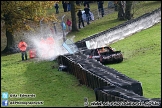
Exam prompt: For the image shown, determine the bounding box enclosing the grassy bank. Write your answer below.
[1,55,95,107]
[108,22,161,98]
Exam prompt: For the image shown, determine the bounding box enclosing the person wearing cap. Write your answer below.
[18,39,28,61]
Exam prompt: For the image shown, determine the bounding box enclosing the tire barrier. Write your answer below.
[57,53,160,106]
[94,86,161,107]
[94,86,128,102]
[57,53,148,100]
[77,53,143,96]
[75,8,161,49]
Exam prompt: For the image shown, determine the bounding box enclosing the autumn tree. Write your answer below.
[1,1,57,53]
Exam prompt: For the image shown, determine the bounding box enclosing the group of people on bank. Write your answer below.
[77,1,104,29]
[54,1,105,29]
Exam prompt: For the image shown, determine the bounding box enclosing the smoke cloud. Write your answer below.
[25,26,68,61]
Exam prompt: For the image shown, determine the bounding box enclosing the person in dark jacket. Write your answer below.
[67,1,71,11]
[63,1,68,12]
[84,5,90,25]
[18,40,28,61]
[97,1,104,17]
[77,9,85,29]
[54,2,59,14]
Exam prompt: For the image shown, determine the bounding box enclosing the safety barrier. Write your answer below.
[57,52,161,106]
[94,85,151,102]
[75,8,161,49]
[57,52,146,98]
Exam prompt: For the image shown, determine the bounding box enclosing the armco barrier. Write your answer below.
[75,8,161,49]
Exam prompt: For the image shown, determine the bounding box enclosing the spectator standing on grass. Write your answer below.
[66,19,72,32]
[84,5,90,25]
[77,9,85,29]
[63,1,68,12]
[97,1,104,17]
[54,2,59,14]
[67,1,71,11]
[18,39,28,61]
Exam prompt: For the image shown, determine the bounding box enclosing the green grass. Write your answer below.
[1,54,95,107]
[1,1,161,107]
[107,22,161,98]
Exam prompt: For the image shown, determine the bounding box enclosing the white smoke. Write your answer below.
[25,26,68,61]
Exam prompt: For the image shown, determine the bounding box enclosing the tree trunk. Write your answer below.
[2,13,16,54]
[117,1,125,20]
[2,28,15,53]
[125,1,133,20]
[70,1,79,32]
